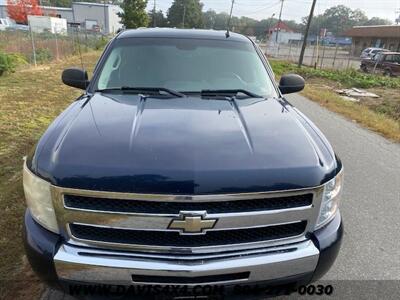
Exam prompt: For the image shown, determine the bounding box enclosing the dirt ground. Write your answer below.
[305,78,400,122]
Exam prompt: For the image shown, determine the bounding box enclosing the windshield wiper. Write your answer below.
[200,89,263,99]
[95,87,185,98]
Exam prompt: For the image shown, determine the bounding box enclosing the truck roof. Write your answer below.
[117,28,251,43]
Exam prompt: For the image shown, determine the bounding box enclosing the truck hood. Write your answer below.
[33,93,337,194]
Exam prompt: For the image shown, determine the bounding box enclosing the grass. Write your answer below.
[270,60,400,142]
[0,51,101,300]
[270,60,400,89]
[302,85,400,142]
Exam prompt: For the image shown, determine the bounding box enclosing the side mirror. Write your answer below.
[279,74,305,95]
[62,68,89,90]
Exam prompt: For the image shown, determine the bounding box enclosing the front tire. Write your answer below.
[383,69,392,77]
[360,64,368,73]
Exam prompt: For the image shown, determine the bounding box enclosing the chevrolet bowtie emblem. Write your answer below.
[168,212,217,235]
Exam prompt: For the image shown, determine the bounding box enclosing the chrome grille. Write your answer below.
[64,194,313,214]
[70,221,307,247]
[51,186,324,254]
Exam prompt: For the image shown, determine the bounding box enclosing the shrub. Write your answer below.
[94,36,109,50]
[34,48,53,63]
[270,60,400,89]
[0,52,28,76]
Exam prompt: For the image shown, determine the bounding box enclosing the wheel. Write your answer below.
[383,69,392,77]
[360,64,368,73]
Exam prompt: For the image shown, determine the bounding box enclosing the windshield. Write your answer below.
[94,37,277,98]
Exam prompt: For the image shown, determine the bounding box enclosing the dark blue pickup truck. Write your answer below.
[23,28,343,296]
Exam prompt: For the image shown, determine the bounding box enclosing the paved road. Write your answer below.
[286,93,400,281]
[42,94,400,299]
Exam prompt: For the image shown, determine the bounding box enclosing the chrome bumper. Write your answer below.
[54,240,319,285]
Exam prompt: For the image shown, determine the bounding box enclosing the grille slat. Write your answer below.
[64,194,313,214]
[70,221,307,247]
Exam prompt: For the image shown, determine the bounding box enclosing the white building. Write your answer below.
[0,1,123,34]
[71,2,122,34]
[28,15,67,35]
[267,21,302,44]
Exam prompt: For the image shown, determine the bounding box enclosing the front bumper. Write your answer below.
[24,209,342,289]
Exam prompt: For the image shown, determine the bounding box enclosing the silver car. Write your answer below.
[360,47,389,59]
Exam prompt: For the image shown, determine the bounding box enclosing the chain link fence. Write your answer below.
[0,26,107,71]
[262,42,361,70]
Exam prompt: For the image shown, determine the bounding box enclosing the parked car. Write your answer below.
[0,18,11,31]
[361,52,400,76]
[360,47,389,59]
[23,28,343,296]
[8,23,29,31]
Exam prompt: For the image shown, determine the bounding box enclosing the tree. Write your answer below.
[148,9,167,27]
[43,0,71,7]
[302,5,378,36]
[202,9,217,29]
[119,0,148,29]
[167,0,203,28]
[6,0,42,24]
[363,17,392,26]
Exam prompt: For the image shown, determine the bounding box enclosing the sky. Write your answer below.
[147,0,400,23]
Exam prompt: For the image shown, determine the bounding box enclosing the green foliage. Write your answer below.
[34,48,53,63]
[0,52,28,76]
[119,0,149,29]
[168,0,203,28]
[302,5,392,36]
[94,36,109,50]
[363,17,392,26]
[270,60,400,89]
[148,9,168,27]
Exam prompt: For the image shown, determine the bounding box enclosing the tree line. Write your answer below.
[123,0,392,39]
[6,0,393,38]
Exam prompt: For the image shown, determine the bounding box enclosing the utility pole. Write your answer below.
[298,0,317,67]
[267,13,276,41]
[103,0,107,34]
[396,9,400,24]
[153,0,156,27]
[275,0,284,43]
[182,0,186,28]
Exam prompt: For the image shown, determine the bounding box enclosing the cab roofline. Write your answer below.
[116,28,251,43]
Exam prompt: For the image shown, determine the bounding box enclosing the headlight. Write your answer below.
[23,162,59,233]
[315,169,343,229]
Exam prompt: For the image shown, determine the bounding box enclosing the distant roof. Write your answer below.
[118,28,251,42]
[72,2,118,7]
[346,25,400,38]
[41,5,73,11]
[268,21,296,33]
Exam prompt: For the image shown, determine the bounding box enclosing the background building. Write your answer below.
[0,0,6,19]
[346,25,400,54]
[267,21,302,44]
[0,1,122,34]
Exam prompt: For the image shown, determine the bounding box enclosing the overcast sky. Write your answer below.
[147,0,400,23]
